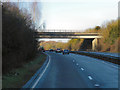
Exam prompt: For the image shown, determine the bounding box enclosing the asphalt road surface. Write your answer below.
[28,52,119,88]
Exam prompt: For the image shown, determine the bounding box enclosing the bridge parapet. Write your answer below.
[37,29,83,32]
[37,29,100,33]
[35,32,102,39]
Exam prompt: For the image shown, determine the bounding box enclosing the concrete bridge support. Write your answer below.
[92,38,99,51]
[80,39,93,51]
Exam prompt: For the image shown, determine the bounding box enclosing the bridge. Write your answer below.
[35,30,102,51]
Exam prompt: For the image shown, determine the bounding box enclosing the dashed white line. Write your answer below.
[31,53,51,88]
[81,68,84,71]
[88,76,93,80]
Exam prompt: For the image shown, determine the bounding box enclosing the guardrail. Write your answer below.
[70,51,120,65]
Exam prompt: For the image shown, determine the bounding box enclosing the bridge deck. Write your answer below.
[35,32,102,39]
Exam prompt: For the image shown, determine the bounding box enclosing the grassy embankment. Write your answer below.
[2,52,47,88]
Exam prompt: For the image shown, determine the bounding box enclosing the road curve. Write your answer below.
[26,52,119,88]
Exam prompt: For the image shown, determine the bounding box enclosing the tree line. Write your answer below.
[2,3,38,74]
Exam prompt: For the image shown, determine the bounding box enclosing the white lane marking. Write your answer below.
[94,84,100,87]
[71,53,118,69]
[76,63,79,66]
[88,76,93,80]
[81,68,84,71]
[31,53,51,88]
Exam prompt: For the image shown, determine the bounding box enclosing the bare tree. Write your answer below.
[30,1,41,24]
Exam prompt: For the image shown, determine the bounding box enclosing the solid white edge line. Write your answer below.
[88,76,93,80]
[31,53,51,88]
[71,53,118,69]
[101,60,118,69]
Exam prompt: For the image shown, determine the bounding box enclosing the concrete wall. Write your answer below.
[79,38,100,51]
[80,39,94,51]
[92,38,99,51]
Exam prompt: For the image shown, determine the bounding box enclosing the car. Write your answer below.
[56,48,62,53]
[49,49,54,52]
[63,49,69,55]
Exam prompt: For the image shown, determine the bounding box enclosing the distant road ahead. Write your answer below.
[29,52,118,88]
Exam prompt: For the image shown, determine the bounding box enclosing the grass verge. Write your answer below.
[2,52,47,88]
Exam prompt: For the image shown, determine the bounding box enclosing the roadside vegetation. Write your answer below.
[2,2,38,74]
[85,19,120,52]
[41,19,120,53]
[99,20,120,52]
[2,2,47,88]
[2,53,46,88]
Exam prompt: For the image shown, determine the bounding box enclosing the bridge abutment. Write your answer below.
[92,38,99,51]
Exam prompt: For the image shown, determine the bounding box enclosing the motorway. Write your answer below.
[25,51,119,88]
